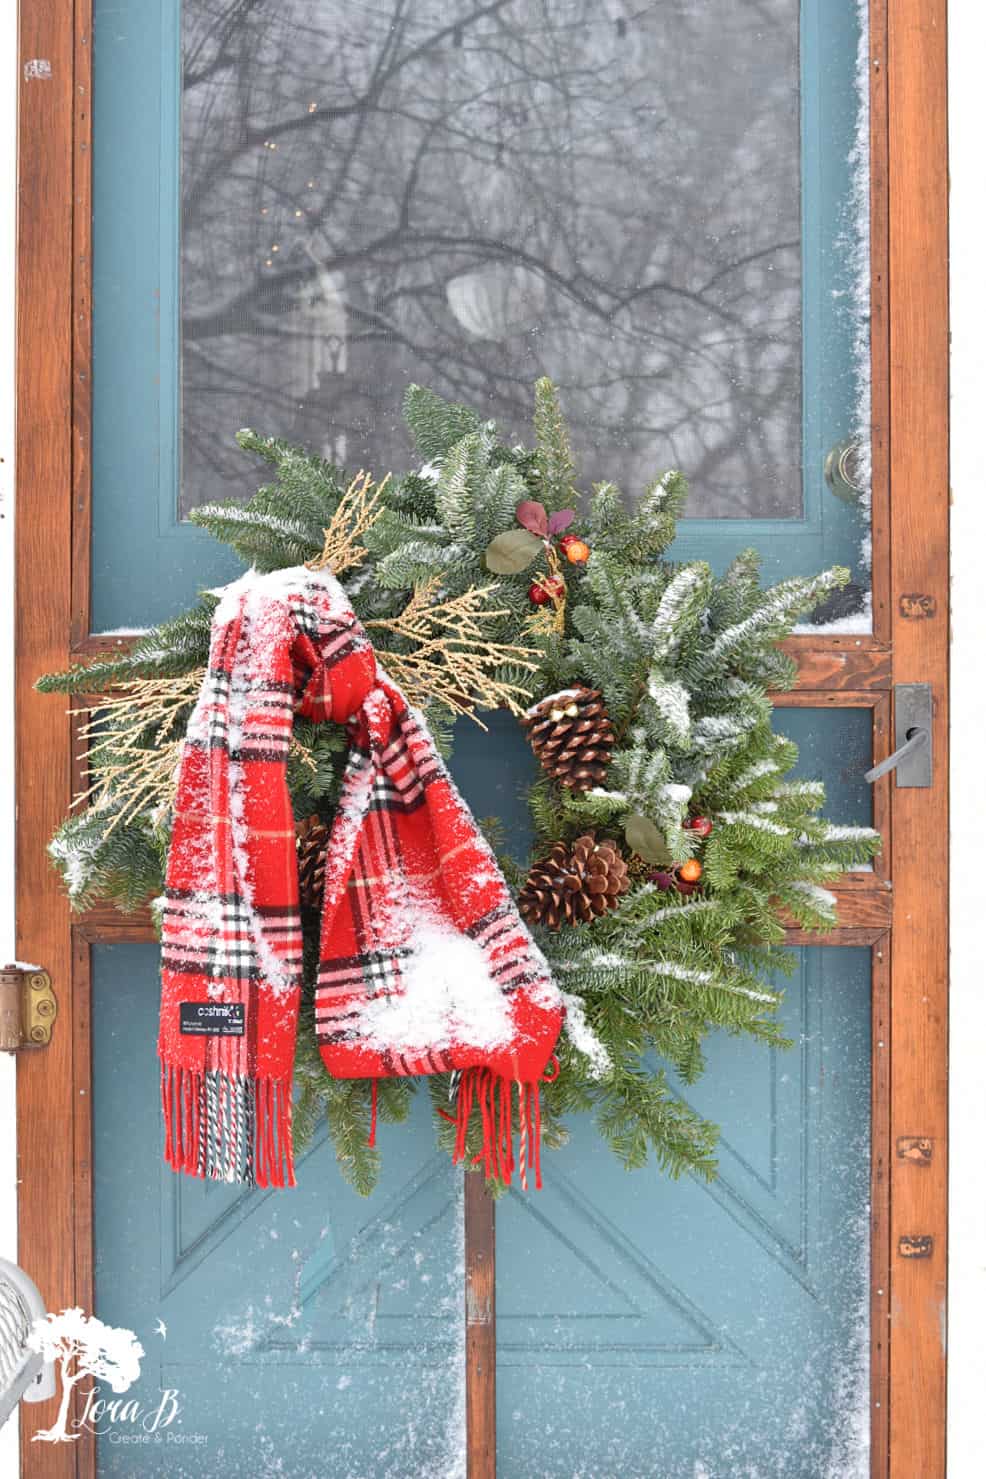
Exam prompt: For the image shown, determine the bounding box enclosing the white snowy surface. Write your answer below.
[646,677,692,744]
[559,990,612,1079]
[556,952,778,1006]
[847,0,874,524]
[794,593,873,637]
[787,880,839,912]
[522,687,583,719]
[357,915,513,1055]
[820,1207,872,1479]
[211,561,352,626]
[715,809,789,836]
[818,823,877,843]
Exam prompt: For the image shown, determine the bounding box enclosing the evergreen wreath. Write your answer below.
[39,380,879,1195]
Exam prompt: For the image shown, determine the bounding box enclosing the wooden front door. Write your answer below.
[15,1,948,1475]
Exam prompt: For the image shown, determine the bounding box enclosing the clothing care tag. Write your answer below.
[179,1002,245,1037]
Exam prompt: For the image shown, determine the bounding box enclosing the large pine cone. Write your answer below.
[296,814,331,912]
[518,833,630,930]
[520,686,614,792]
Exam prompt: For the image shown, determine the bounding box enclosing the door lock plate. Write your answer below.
[0,966,56,1051]
[892,683,933,787]
[865,683,934,787]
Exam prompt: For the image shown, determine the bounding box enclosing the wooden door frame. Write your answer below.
[14,1,947,1475]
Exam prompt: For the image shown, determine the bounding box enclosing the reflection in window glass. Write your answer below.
[180,1,803,518]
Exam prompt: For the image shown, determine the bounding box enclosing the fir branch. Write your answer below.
[532,376,577,512]
[36,602,215,694]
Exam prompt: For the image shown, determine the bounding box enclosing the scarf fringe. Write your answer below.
[161,1063,295,1189]
[451,1067,542,1190]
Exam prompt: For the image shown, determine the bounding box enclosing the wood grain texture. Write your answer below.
[464,1173,496,1479]
[781,637,892,690]
[78,904,157,938]
[16,0,79,1471]
[886,2,949,1474]
[70,3,92,650]
[871,937,892,1477]
[772,688,884,709]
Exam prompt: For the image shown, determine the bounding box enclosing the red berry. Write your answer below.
[685,816,713,839]
[528,575,565,606]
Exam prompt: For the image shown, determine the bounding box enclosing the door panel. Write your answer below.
[79,1,880,1475]
[496,948,871,1479]
[88,711,873,1475]
[92,944,464,1479]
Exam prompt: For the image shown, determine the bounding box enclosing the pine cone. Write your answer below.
[518,833,630,930]
[520,686,614,792]
[296,814,331,912]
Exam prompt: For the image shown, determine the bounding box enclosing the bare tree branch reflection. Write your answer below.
[180,0,801,518]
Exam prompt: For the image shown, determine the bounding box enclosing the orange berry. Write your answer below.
[560,536,591,565]
[678,858,703,883]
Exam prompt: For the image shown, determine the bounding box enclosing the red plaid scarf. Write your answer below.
[159,567,563,1190]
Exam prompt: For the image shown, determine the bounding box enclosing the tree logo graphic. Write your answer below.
[27,1308,144,1443]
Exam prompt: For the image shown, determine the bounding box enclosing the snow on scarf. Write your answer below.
[159,566,564,1190]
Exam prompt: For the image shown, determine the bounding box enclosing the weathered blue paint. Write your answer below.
[92,944,464,1478]
[91,716,870,1473]
[90,2,873,1471]
[496,947,871,1479]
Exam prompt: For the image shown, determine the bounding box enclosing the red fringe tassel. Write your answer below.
[160,1063,295,1189]
[451,1068,543,1190]
[368,1079,378,1148]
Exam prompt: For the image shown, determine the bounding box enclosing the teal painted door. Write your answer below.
[88,2,876,1474]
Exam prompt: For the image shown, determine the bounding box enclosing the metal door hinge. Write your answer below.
[898,1234,934,1260]
[0,966,57,1052]
[897,1136,934,1165]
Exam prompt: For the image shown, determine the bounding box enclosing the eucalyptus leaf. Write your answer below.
[484,527,543,574]
[624,813,672,865]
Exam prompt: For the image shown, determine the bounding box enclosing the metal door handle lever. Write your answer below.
[864,727,928,784]
[862,683,933,788]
